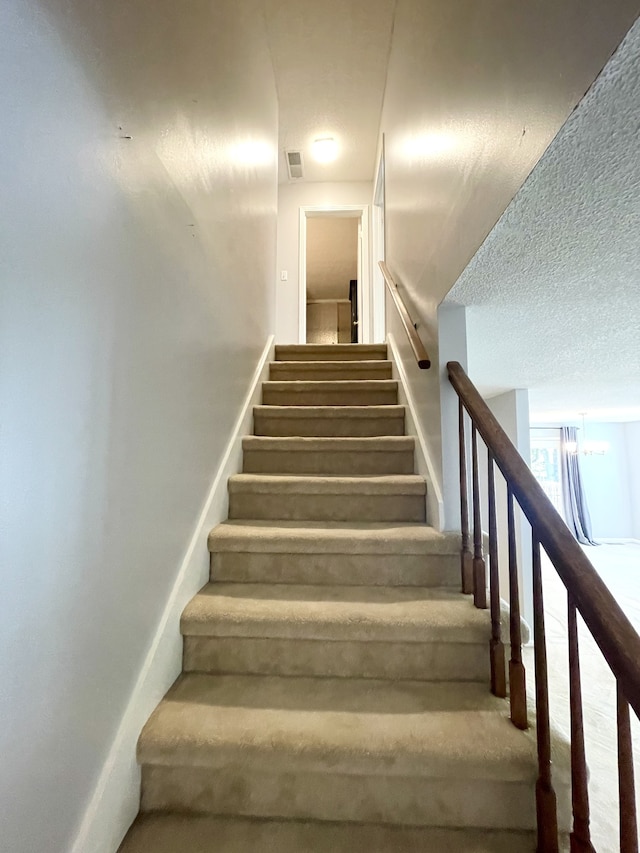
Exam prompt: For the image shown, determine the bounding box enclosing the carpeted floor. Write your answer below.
[524,541,640,851]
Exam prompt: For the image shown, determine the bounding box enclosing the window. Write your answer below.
[530,428,564,518]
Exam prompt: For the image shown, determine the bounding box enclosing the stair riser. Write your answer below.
[243,450,415,476]
[183,637,488,681]
[262,388,398,406]
[269,365,393,381]
[210,552,460,587]
[119,814,539,853]
[228,494,426,523]
[254,415,405,437]
[276,346,387,362]
[141,765,556,831]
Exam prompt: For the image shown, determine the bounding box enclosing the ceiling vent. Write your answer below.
[285,149,304,181]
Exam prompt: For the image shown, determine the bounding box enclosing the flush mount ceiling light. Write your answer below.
[312,137,338,163]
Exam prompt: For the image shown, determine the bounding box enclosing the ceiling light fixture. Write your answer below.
[312,137,338,163]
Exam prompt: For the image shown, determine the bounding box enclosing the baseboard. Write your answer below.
[593,538,640,545]
[387,333,445,530]
[70,335,275,853]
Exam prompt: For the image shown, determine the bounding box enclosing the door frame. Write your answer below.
[371,138,386,343]
[298,205,370,344]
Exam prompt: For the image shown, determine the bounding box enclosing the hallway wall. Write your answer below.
[0,2,277,851]
[379,0,639,511]
[580,422,635,540]
[626,422,640,541]
[276,182,372,342]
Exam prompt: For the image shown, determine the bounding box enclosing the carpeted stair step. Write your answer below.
[181,584,488,680]
[269,360,393,381]
[208,520,459,587]
[227,474,426,522]
[137,673,569,830]
[275,343,388,362]
[242,435,415,475]
[253,404,405,437]
[262,379,398,406]
[118,337,557,852]
[119,813,537,852]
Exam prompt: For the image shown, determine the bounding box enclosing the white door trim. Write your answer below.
[371,139,386,343]
[298,204,370,344]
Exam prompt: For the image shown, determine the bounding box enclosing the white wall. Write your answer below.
[0,2,277,851]
[378,0,637,525]
[482,391,533,628]
[276,182,373,342]
[437,304,469,530]
[531,420,640,541]
[625,422,640,540]
[580,422,634,539]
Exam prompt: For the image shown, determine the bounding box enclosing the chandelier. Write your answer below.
[567,413,609,456]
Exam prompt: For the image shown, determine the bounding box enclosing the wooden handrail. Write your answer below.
[379,261,430,368]
[448,360,640,719]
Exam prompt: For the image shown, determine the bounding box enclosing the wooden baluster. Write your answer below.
[487,451,506,697]
[458,399,473,594]
[568,596,596,852]
[617,683,639,853]
[471,425,487,609]
[507,485,528,729]
[532,536,559,852]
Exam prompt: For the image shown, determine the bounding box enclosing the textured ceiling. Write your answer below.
[307,217,358,300]
[264,0,396,184]
[445,18,640,422]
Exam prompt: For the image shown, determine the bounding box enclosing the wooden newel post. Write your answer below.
[458,399,473,594]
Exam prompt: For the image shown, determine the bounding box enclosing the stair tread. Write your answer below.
[208,520,457,554]
[269,358,393,368]
[264,379,397,388]
[269,360,393,368]
[254,404,404,415]
[182,583,486,643]
[119,813,536,852]
[228,473,426,494]
[243,435,414,450]
[138,673,547,782]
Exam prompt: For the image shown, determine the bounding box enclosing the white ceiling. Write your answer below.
[264,0,396,184]
[445,18,640,423]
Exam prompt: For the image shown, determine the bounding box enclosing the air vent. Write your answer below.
[285,149,304,181]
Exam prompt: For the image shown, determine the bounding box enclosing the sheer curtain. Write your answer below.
[560,426,597,545]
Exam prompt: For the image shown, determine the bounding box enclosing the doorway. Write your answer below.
[298,205,369,344]
[305,216,358,344]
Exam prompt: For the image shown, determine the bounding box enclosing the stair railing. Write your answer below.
[378,262,431,368]
[448,360,640,852]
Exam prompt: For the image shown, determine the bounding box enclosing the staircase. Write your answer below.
[120,344,543,852]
